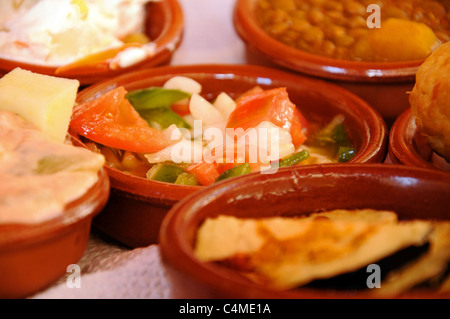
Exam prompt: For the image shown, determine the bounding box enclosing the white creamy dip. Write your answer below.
[0,110,105,224]
[0,0,153,66]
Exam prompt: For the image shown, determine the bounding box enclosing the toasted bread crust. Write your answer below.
[410,42,450,161]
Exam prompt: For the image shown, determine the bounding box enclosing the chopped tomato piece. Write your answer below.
[70,86,171,153]
[185,162,220,186]
[226,87,295,130]
[293,106,309,129]
[291,108,309,148]
[171,101,191,117]
[235,86,264,104]
[216,162,237,174]
[226,87,308,148]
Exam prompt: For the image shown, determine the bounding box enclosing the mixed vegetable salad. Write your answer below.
[70,76,356,186]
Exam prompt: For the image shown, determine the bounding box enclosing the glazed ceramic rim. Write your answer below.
[74,63,388,203]
[233,0,422,83]
[0,0,184,84]
[0,168,110,248]
[159,163,450,299]
[389,108,441,170]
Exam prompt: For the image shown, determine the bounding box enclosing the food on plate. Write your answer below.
[0,0,155,69]
[0,111,105,224]
[409,42,450,162]
[0,69,105,224]
[193,209,450,296]
[0,67,79,143]
[353,18,441,62]
[255,0,450,61]
[71,76,357,186]
[371,221,450,296]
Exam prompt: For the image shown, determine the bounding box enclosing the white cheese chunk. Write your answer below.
[0,67,79,143]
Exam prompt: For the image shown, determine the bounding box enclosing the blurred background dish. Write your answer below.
[70,63,388,248]
[389,41,450,172]
[0,0,184,85]
[159,163,450,299]
[407,41,450,164]
[389,108,450,171]
[0,168,109,299]
[233,0,450,126]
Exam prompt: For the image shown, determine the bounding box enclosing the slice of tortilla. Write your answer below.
[194,209,399,262]
[195,215,266,263]
[371,222,450,297]
[252,219,432,289]
[194,210,433,290]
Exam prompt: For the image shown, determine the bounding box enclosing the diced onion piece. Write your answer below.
[145,139,203,164]
[213,92,236,119]
[163,76,202,95]
[235,121,295,162]
[163,124,190,142]
[189,93,224,126]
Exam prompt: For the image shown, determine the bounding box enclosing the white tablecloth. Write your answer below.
[171,0,246,65]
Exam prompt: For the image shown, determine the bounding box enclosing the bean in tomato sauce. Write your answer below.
[255,0,450,61]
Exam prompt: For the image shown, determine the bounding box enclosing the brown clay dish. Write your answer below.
[389,108,450,172]
[0,168,110,299]
[72,63,388,248]
[233,0,428,126]
[0,0,184,85]
[159,163,450,299]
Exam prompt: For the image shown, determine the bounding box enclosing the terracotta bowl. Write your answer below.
[159,163,450,299]
[0,168,110,299]
[72,63,388,248]
[0,0,184,85]
[233,0,427,126]
[389,108,450,172]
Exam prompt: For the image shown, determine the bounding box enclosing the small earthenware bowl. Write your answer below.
[72,63,388,248]
[0,0,184,85]
[233,0,433,126]
[159,164,450,299]
[389,108,450,172]
[0,168,110,299]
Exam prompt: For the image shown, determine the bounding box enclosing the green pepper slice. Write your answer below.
[126,87,190,111]
[277,150,310,168]
[126,87,192,130]
[146,163,184,183]
[216,163,251,182]
[140,108,191,130]
[174,172,199,186]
